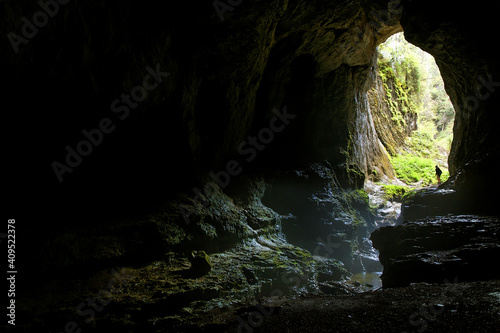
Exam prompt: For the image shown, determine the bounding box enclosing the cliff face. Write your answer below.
[368,61,418,157]
[370,0,500,290]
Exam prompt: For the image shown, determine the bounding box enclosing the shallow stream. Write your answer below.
[347,271,383,291]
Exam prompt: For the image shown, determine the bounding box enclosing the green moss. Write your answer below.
[381,184,411,201]
[342,189,372,226]
[390,154,449,185]
[189,250,212,274]
[260,250,289,269]
[402,189,417,201]
[355,189,370,203]
[379,59,419,130]
[345,164,366,189]
[291,247,314,262]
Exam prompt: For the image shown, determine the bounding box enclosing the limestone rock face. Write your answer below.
[262,162,377,272]
[4,1,499,225]
[368,66,418,157]
[4,0,405,286]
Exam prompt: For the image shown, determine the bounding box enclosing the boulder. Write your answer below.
[371,215,500,287]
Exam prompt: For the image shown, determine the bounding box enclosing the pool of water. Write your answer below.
[347,272,383,291]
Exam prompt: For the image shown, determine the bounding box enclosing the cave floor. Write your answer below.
[184,279,500,333]
[10,199,499,332]
[12,275,500,332]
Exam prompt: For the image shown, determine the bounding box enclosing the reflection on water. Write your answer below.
[347,272,383,291]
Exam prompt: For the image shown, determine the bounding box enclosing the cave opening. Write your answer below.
[349,31,459,291]
[374,32,455,188]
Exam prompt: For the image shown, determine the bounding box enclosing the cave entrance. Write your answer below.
[376,32,455,187]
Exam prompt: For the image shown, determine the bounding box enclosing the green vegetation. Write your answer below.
[380,184,411,201]
[339,188,374,226]
[378,59,420,130]
[392,118,450,186]
[378,33,423,131]
[378,33,454,186]
[401,188,418,201]
[390,154,448,185]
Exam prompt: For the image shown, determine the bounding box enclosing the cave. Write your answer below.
[4,0,500,332]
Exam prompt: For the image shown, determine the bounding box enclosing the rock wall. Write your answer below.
[4,0,403,267]
[4,0,404,225]
[372,214,500,288]
[368,61,418,157]
[371,0,500,290]
[1,8,406,324]
[400,0,500,208]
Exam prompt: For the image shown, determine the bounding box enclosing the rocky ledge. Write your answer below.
[371,215,500,288]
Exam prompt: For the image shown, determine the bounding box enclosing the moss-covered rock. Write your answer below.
[368,57,418,157]
[189,251,212,275]
[381,184,409,201]
[262,162,376,272]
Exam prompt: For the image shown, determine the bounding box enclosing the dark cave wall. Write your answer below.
[3,0,407,282]
[400,0,500,203]
[4,0,403,221]
[5,1,499,217]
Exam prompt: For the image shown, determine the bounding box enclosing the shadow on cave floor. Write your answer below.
[198,280,500,333]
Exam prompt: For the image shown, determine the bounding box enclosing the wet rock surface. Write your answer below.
[400,187,471,221]
[262,163,378,273]
[51,279,498,333]
[371,215,500,288]
[10,163,387,332]
[12,249,500,332]
[366,181,403,228]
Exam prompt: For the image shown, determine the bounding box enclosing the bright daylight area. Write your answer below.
[375,32,455,198]
[351,32,456,290]
[362,32,457,242]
